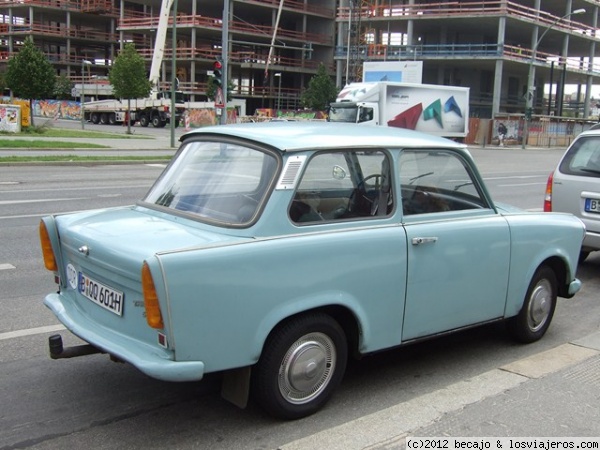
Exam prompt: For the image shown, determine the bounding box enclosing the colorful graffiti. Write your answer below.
[0,98,30,127]
[34,100,81,121]
[254,109,327,120]
[0,104,21,132]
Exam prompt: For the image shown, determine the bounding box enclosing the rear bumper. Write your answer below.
[44,293,205,382]
[582,229,600,252]
[568,278,582,297]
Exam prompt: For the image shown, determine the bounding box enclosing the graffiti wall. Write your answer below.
[34,99,81,121]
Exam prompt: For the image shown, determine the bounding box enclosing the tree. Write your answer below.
[109,43,152,134]
[206,78,235,103]
[301,63,338,111]
[53,75,73,100]
[5,36,56,126]
[0,72,7,95]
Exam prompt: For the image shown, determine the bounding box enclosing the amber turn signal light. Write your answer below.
[141,261,164,329]
[39,220,58,271]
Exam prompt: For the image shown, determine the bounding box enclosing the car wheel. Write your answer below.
[151,115,162,128]
[108,113,116,125]
[507,265,557,343]
[252,313,347,420]
[91,113,100,124]
[100,113,108,124]
[139,114,149,127]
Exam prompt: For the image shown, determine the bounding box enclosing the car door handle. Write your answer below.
[412,237,438,245]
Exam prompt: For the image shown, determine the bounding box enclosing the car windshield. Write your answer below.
[328,105,358,123]
[142,139,279,226]
[559,136,600,177]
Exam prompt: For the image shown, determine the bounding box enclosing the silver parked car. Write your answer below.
[545,129,600,262]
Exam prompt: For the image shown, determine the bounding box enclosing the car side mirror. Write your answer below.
[332,165,347,180]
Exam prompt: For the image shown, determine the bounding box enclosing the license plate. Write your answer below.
[78,272,124,316]
[585,198,600,213]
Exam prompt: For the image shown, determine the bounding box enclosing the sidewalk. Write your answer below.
[281,331,600,449]
[0,137,178,159]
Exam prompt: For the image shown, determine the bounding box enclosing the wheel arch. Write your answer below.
[261,305,362,360]
[542,255,569,298]
[221,304,361,412]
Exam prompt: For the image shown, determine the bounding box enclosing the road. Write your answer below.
[1,152,599,449]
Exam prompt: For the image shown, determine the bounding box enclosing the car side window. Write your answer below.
[290,150,393,223]
[399,149,487,215]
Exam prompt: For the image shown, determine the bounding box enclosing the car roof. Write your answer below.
[181,122,465,153]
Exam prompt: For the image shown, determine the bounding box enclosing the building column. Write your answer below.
[584,5,598,117]
[66,12,71,76]
[190,0,197,101]
[492,16,506,116]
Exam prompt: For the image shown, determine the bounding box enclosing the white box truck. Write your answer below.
[328,82,469,139]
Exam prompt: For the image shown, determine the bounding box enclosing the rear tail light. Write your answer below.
[544,172,554,212]
[141,261,164,329]
[39,220,58,271]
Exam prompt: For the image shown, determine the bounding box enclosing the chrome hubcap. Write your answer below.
[528,279,552,332]
[278,332,336,405]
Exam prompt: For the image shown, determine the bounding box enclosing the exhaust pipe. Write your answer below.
[48,334,103,359]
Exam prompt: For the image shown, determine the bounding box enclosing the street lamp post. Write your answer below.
[522,8,585,148]
[275,72,282,117]
[80,59,92,130]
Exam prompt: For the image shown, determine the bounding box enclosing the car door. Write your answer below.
[399,149,511,341]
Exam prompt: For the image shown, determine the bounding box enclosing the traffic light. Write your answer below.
[212,60,222,88]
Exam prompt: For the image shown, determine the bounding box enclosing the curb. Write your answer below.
[280,331,600,450]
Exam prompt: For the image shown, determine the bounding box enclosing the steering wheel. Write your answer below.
[347,174,384,216]
[357,174,382,191]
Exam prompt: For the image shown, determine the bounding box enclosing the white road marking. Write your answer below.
[0,198,87,205]
[0,324,65,341]
[498,182,546,187]
[0,263,16,270]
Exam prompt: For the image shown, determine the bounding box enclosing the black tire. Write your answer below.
[100,113,108,124]
[152,115,165,128]
[90,112,100,124]
[507,265,557,343]
[252,313,347,420]
[139,114,149,127]
[108,113,116,125]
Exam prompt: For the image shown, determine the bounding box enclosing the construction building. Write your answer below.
[337,0,600,119]
[1,0,599,119]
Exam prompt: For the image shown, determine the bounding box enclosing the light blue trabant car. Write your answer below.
[40,122,584,419]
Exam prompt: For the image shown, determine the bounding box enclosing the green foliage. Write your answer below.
[301,63,339,111]
[206,79,236,102]
[109,43,152,100]
[5,37,56,101]
[53,74,73,100]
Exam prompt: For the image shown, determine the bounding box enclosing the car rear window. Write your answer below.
[142,139,279,226]
[559,136,600,177]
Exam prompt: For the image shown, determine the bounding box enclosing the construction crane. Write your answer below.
[81,0,185,127]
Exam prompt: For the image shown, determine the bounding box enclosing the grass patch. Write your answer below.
[0,140,109,149]
[0,122,149,139]
[0,155,172,163]
[21,129,147,138]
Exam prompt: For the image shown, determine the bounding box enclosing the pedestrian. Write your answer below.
[498,122,507,147]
